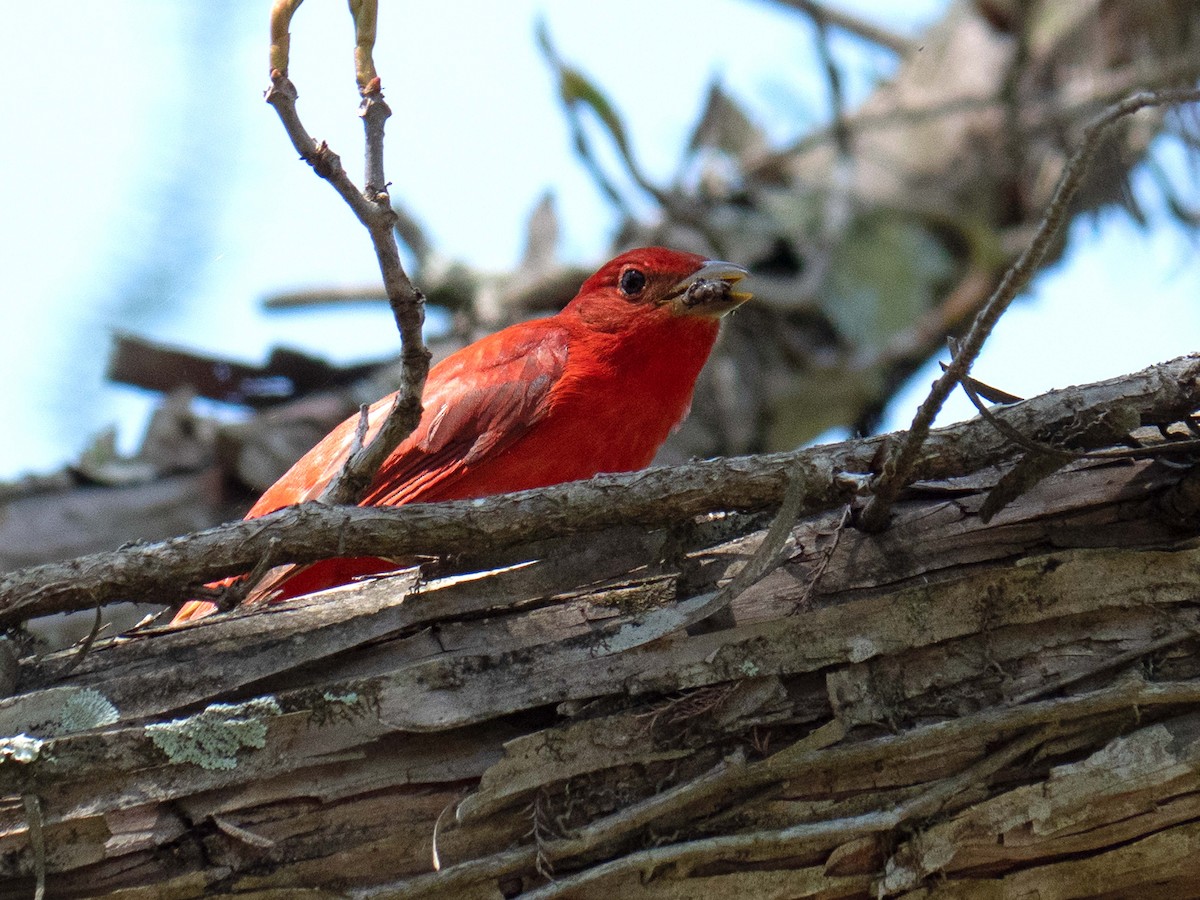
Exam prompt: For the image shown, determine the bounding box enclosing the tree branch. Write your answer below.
[3,353,1199,623]
[858,86,1200,532]
[764,0,914,55]
[264,0,431,511]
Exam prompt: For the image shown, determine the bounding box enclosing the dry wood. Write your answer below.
[1,356,1199,896]
[4,353,1199,624]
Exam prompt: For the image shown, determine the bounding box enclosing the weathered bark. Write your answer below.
[2,357,1200,897]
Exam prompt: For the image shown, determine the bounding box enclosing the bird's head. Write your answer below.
[565,247,751,334]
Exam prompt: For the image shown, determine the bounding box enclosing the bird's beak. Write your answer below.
[670,260,752,319]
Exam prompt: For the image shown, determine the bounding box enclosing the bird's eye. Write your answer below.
[619,268,647,298]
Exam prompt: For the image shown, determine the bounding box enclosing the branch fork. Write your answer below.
[263,1,430,514]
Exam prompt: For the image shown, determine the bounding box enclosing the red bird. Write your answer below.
[172,247,750,623]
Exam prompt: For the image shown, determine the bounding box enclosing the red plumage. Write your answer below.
[173,247,749,622]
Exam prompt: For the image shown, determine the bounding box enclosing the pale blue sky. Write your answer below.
[0,1,1195,479]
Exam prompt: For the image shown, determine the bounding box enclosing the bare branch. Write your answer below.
[359,78,389,201]
[261,284,390,308]
[804,1,852,157]
[262,2,432,511]
[946,349,1200,464]
[755,51,1200,179]
[674,464,810,629]
[764,0,914,55]
[859,86,1200,532]
[536,21,726,252]
[3,353,1199,623]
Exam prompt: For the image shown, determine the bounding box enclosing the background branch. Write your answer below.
[765,0,913,54]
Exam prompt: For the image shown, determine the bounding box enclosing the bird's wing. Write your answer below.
[365,325,570,505]
[247,322,570,517]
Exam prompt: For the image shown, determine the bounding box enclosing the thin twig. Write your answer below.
[673,466,810,628]
[261,284,390,308]
[952,352,1200,462]
[805,3,852,158]
[715,465,811,600]
[360,77,389,202]
[54,604,103,678]
[263,0,431,513]
[348,404,372,459]
[536,22,725,252]
[535,21,632,219]
[753,52,1200,183]
[858,87,1200,532]
[998,0,1033,187]
[539,751,746,866]
[793,503,851,609]
[217,536,283,611]
[784,1,855,303]
[212,814,276,849]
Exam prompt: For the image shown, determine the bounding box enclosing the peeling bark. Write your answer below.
[1,358,1200,896]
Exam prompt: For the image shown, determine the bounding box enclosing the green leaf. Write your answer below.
[537,19,632,160]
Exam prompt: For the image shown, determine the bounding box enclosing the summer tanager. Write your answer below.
[172,247,750,623]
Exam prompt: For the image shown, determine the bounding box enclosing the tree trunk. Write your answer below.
[3,355,1200,897]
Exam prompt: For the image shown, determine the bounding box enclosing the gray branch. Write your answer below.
[2,353,1198,623]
